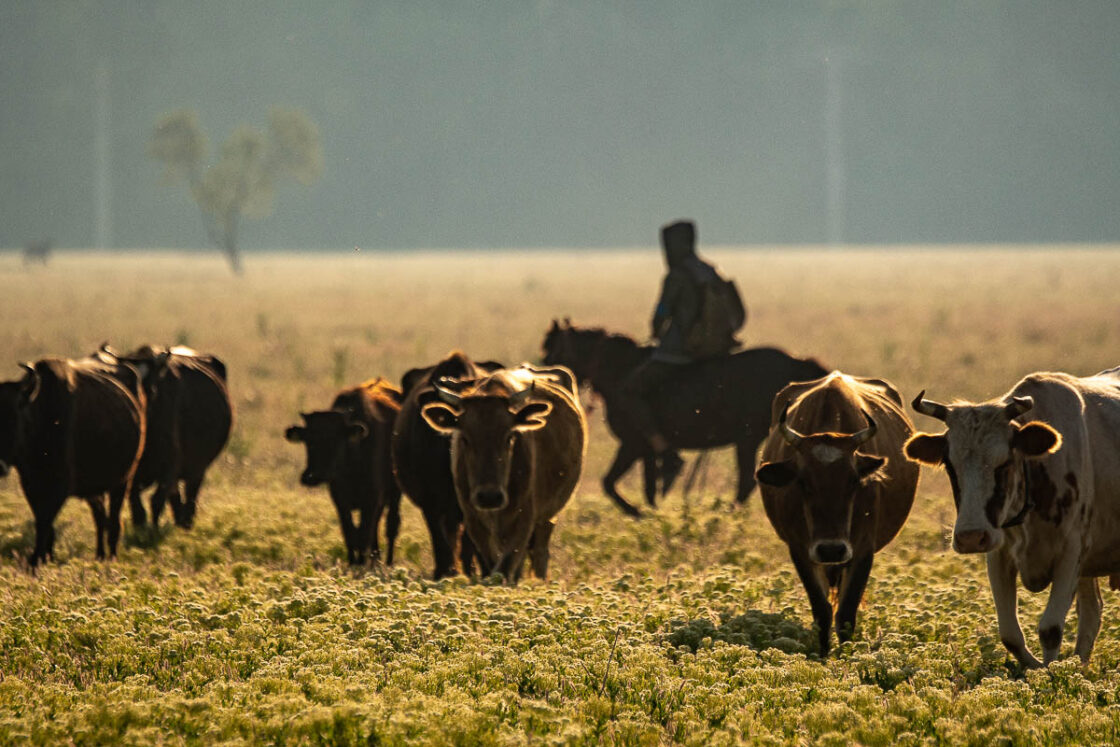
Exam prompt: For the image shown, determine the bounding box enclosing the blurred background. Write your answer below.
[3,0,1120,253]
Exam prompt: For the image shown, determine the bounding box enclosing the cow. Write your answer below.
[905,367,1120,667]
[285,377,403,566]
[392,351,504,579]
[23,239,52,266]
[0,358,145,566]
[755,372,920,656]
[98,344,233,530]
[420,364,586,583]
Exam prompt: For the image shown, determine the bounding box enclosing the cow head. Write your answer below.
[0,364,40,478]
[285,410,368,486]
[905,391,1061,553]
[421,379,551,512]
[756,406,885,565]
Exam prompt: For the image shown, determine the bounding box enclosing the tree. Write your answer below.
[148,108,322,273]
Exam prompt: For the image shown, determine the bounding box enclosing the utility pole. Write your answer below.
[824,51,846,246]
[93,57,112,249]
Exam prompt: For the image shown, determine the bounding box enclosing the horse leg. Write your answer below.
[734,437,761,505]
[641,455,658,507]
[601,442,644,517]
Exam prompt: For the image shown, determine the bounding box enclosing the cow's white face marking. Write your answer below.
[944,405,1017,545]
[810,444,845,463]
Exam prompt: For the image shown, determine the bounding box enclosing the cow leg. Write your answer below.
[420,506,458,579]
[734,438,761,505]
[384,485,402,567]
[1074,576,1103,664]
[602,442,644,517]
[329,490,359,565]
[642,456,658,507]
[106,484,129,558]
[128,482,148,528]
[834,553,874,645]
[174,473,205,529]
[986,546,1041,668]
[528,521,556,580]
[496,539,530,585]
[31,512,58,568]
[789,545,834,657]
[86,496,108,559]
[359,505,383,567]
[1038,550,1082,664]
[150,481,178,530]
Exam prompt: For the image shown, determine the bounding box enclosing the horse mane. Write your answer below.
[565,325,650,353]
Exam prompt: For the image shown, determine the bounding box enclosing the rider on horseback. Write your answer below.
[617,219,746,489]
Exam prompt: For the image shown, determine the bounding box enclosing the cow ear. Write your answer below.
[346,422,369,440]
[19,363,40,403]
[549,319,559,333]
[904,433,946,466]
[400,367,430,396]
[855,453,887,479]
[1013,421,1062,457]
[285,425,306,443]
[421,403,460,434]
[513,401,552,431]
[756,460,798,488]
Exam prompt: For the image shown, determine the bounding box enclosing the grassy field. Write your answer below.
[1,247,1119,745]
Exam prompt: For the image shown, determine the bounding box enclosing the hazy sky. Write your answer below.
[3,1,1120,250]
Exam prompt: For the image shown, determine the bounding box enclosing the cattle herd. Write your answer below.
[2,323,1120,670]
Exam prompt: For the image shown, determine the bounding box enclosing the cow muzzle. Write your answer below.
[472,488,508,511]
[0,460,9,478]
[809,540,852,565]
[953,527,1000,554]
[300,470,325,487]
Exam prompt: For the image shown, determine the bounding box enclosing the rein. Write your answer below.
[1000,460,1034,529]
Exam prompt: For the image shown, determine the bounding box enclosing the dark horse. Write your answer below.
[541,320,828,516]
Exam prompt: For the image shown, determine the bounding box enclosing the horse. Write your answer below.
[540,320,829,516]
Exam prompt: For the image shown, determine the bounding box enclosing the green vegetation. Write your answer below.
[1,249,1120,744]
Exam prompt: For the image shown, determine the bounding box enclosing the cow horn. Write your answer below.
[850,410,878,446]
[510,381,534,407]
[433,381,462,407]
[777,404,805,446]
[1005,396,1033,419]
[912,390,949,421]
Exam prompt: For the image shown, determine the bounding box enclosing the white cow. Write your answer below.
[905,367,1120,667]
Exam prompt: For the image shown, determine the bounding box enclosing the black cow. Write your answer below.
[99,344,233,530]
[0,359,145,566]
[392,351,503,579]
[286,378,403,566]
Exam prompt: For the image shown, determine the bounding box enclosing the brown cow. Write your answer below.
[421,364,586,584]
[0,359,145,566]
[286,378,403,566]
[392,351,504,579]
[98,344,233,530]
[756,372,919,656]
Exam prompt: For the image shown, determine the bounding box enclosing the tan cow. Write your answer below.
[421,365,586,584]
[756,372,920,656]
[906,367,1120,666]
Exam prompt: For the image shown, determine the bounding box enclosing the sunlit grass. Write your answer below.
[0,247,1119,743]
